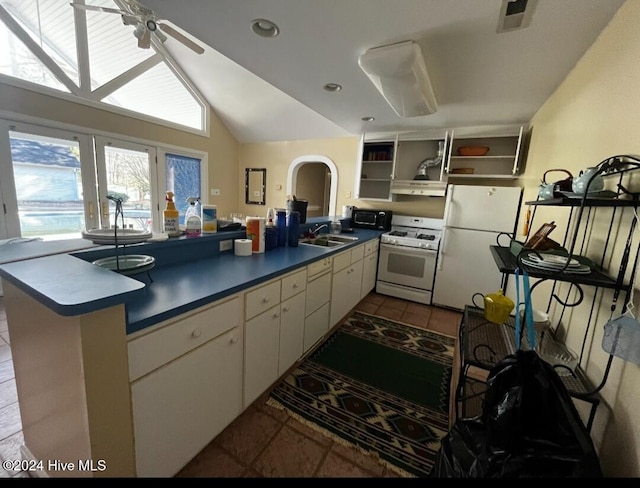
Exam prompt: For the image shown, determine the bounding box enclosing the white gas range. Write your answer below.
[377,216,443,305]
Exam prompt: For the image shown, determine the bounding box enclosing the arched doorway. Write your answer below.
[287,155,338,218]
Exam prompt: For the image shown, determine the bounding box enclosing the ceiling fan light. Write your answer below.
[133,23,146,39]
[358,40,437,118]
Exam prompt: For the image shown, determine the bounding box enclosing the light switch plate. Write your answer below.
[211,188,220,196]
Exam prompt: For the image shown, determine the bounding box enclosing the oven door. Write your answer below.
[377,243,437,291]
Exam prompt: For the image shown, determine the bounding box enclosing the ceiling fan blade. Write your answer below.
[137,28,151,49]
[158,23,205,54]
[69,3,128,16]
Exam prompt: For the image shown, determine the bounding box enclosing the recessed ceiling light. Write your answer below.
[361,116,375,122]
[323,83,342,92]
[251,19,279,38]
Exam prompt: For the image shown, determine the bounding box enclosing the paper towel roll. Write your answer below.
[234,239,253,256]
[245,217,265,253]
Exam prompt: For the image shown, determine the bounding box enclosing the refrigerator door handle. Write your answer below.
[437,226,447,271]
[442,185,454,226]
[437,186,454,270]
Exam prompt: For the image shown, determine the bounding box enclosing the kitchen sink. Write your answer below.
[299,234,359,248]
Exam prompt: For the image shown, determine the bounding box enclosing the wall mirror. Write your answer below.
[245,168,266,205]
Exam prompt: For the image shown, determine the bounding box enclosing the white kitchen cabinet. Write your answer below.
[278,288,306,376]
[128,296,243,478]
[304,257,332,352]
[304,302,330,353]
[360,239,380,299]
[445,124,526,179]
[355,133,397,201]
[244,269,307,407]
[330,245,365,326]
[245,303,281,407]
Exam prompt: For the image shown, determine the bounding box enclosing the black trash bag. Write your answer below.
[431,350,603,478]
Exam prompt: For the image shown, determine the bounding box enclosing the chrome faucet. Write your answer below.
[307,224,328,237]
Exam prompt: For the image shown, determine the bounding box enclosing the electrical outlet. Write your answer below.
[345,191,351,198]
[219,240,233,252]
[211,188,220,196]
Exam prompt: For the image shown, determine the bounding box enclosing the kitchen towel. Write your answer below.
[234,239,253,256]
[245,217,265,253]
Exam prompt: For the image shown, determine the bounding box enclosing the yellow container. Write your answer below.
[483,290,515,324]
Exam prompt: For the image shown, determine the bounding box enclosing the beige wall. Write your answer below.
[0,83,240,219]
[518,0,640,477]
[296,163,329,218]
[237,137,447,220]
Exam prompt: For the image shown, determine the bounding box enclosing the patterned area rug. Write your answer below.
[268,311,455,477]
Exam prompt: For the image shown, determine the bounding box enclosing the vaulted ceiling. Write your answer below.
[133,0,625,143]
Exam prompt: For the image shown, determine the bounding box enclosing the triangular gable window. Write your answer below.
[0,0,207,133]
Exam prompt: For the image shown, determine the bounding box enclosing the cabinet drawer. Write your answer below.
[351,244,365,263]
[281,268,307,302]
[364,239,379,256]
[307,257,332,278]
[128,296,241,381]
[245,280,281,320]
[333,250,351,272]
[306,270,331,316]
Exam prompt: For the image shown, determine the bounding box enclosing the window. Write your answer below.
[0,119,206,240]
[0,0,208,132]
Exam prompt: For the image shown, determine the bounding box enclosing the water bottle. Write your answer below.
[287,211,300,247]
[276,210,287,247]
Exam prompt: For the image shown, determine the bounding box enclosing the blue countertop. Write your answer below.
[0,227,383,334]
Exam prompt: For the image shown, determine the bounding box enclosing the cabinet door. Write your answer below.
[355,133,397,201]
[278,291,306,376]
[306,270,331,316]
[330,265,352,327]
[330,259,364,326]
[304,302,330,353]
[131,327,243,477]
[244,304,281,407]
[361,250,379,299]
[446,125,524,179]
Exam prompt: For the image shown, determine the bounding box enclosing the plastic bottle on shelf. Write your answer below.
[276,209,287,247]
[185,197,202,238]
[287,211,300,247]
[163,191,180,237]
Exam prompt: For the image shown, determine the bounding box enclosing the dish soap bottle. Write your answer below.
[163,191,180,237]
[185,197,201,238]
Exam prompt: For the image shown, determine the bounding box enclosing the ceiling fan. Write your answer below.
[70,0,205,54]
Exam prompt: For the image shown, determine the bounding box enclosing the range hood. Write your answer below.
[390,180,447,197]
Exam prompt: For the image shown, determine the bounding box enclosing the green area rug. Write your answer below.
[268,311,455,477]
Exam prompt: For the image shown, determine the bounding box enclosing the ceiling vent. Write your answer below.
[497,0,538,33]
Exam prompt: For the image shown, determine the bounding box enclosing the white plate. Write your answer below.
[522,258,591,274]
[528,253,580,267]
[83,228,152,245]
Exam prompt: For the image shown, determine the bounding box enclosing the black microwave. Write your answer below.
[352,209,393,231]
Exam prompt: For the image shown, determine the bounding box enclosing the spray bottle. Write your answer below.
[185,197,202,237]
[163,191,180,237]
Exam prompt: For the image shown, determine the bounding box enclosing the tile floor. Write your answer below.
[0,292,463,478]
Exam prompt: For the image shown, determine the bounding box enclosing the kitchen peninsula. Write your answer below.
[0,223,383,477]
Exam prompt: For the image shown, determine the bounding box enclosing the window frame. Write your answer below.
[0,0,210,136]
[0,113,209,239]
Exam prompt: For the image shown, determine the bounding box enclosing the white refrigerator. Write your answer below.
[432,184,523,311]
